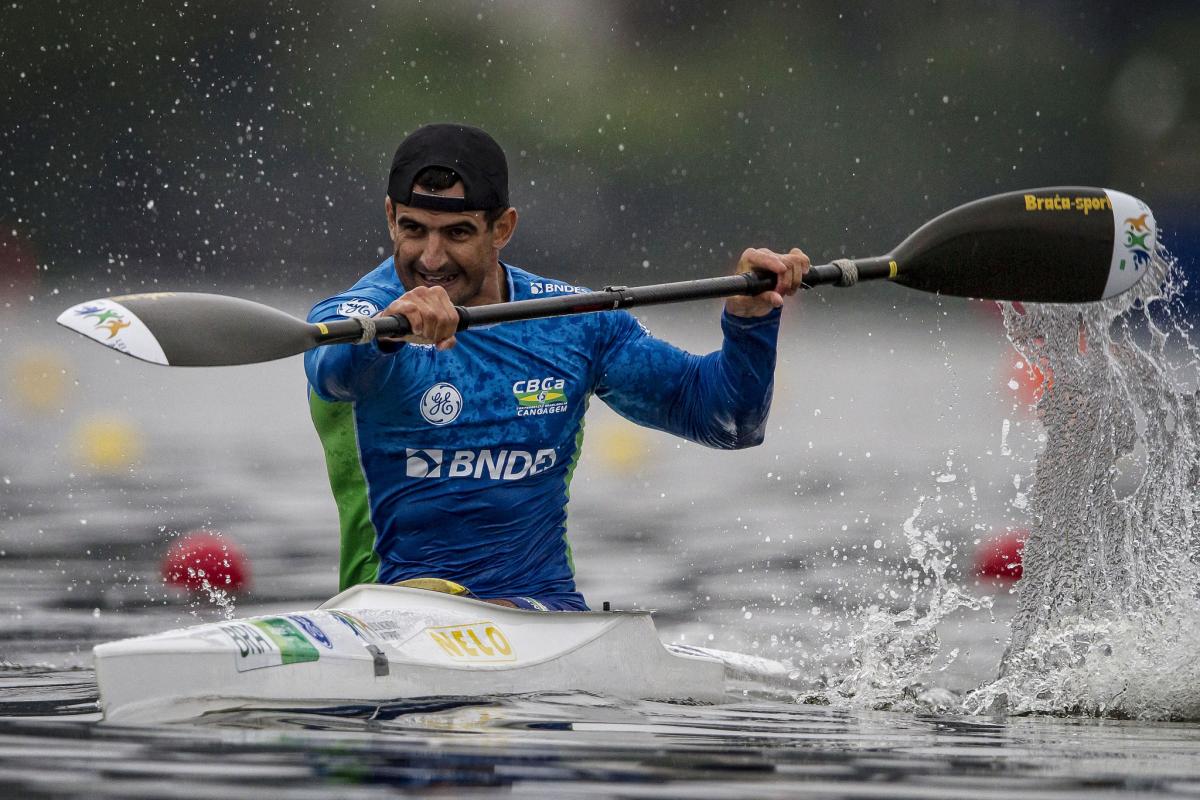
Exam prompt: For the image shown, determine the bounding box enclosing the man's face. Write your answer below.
[385,182,515,306]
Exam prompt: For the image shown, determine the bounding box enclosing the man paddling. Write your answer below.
[305,123,808,610]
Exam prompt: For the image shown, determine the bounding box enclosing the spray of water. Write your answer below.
[963,246,1200,719]
[806,482,993,712]
[802,246,1200,720]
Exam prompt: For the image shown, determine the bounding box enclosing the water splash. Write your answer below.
[797,475,994,712]
[965,246,1200,720]
[189,575,240,620]
[802,246,1199,720]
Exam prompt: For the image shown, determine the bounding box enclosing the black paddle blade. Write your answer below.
[56,292,321,366]
[889,187,1156,302]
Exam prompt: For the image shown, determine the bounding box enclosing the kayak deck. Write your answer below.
[94,585,727,723]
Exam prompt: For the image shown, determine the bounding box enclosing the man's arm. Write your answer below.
[595,308,782,449]
[305,284,465,401]
[593,246,806,449]
[305,294,403,402]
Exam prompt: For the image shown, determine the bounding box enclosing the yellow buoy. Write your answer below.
[75,415,142,471]
[9,348,71,414]
[590,420,651,473]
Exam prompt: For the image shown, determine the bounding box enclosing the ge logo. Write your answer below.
[420,382,463,426]
[336,298,379,318]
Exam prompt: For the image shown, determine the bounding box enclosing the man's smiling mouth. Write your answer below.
[416,269,459,287]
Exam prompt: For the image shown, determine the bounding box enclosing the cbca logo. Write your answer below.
[420,382,462,425]
[512,377,569,417]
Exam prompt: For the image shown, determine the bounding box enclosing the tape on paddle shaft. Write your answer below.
[355,316,378,344]
[801,262,856,289]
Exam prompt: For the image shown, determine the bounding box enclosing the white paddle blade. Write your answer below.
[56,298,169,365]
[1102,189,1157,300]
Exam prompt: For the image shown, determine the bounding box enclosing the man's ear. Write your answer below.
[492,207,519,250]
[384,196,396,235]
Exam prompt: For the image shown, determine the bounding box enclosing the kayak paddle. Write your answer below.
[57,186,1156,367]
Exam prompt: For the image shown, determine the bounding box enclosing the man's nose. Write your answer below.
[421,233,450,269]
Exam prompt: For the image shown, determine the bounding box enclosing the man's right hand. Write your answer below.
[376,286,460,351]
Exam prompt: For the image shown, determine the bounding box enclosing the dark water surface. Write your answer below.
[4,697,1200,798]
[3,290,1199,797]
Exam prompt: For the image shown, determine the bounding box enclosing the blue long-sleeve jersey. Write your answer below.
[306,259,780,607]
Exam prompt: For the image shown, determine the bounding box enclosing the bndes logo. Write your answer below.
[405,448,557,480]
[405,449,444,478]
[528,281,589,296]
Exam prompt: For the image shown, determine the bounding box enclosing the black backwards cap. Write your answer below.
[387,123,509,213]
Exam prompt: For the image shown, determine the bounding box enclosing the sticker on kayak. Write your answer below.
[287,614,333,649]
[354,613,426,646]
[425,622,515,663]
[328,610,380,643]
[221,617,320,671]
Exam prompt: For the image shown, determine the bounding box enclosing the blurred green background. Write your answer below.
[2,1,1197,298]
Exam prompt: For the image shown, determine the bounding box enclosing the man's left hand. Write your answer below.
[724,247,810,318]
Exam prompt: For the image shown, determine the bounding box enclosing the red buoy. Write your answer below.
[162,530,250,593]
[1003,356,1054,407]
[975,529,1025,581]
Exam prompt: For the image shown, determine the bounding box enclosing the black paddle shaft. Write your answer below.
[316,269,798,344]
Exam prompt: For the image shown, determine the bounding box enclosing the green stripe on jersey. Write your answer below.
[309,389,379,590]
[560,398,590,576]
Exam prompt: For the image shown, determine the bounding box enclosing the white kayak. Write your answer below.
[93,584,728,723]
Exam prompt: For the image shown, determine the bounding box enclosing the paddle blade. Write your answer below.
[890,187,1156,302]
[57,292,320,366]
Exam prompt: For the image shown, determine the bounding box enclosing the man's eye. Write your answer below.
[400,222,422,233]
[449,228,471,239]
